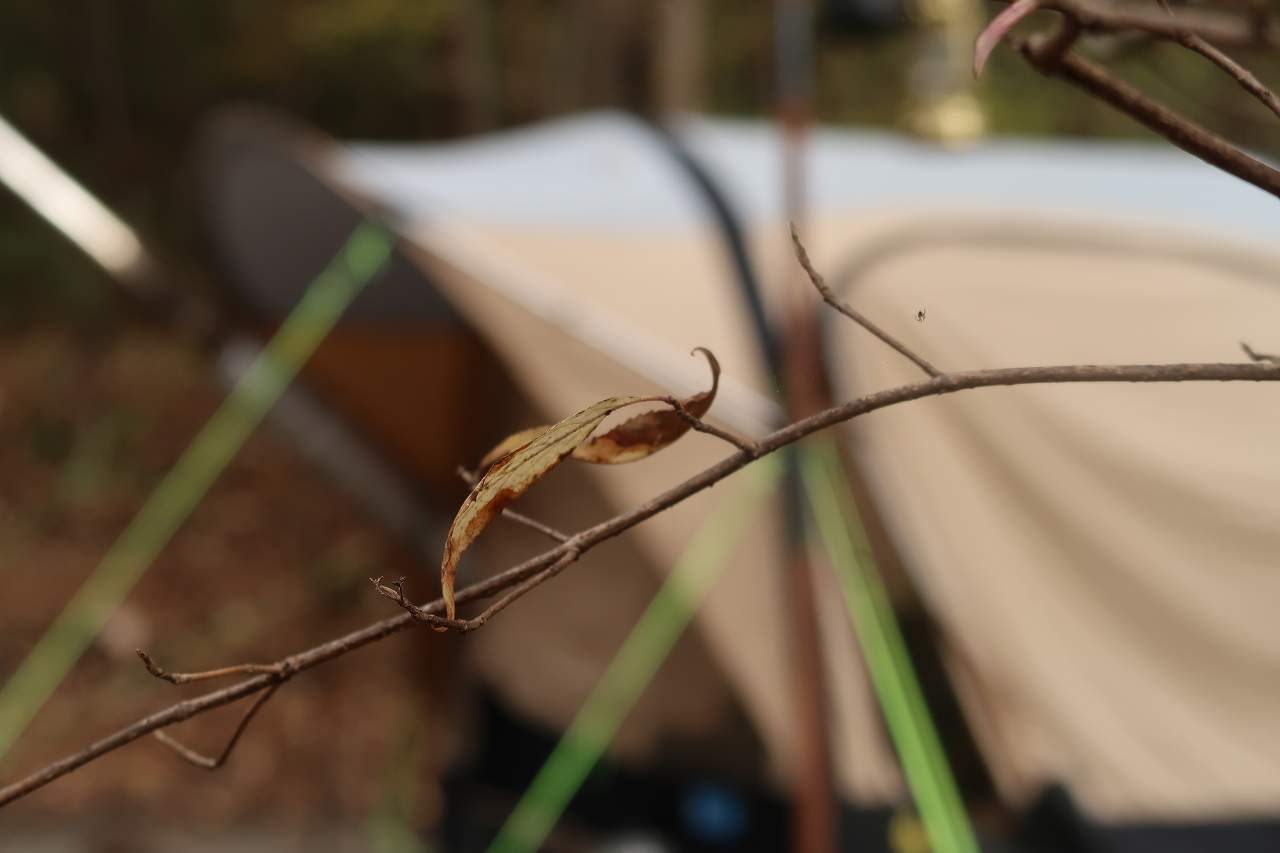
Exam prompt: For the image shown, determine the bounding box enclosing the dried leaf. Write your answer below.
[443,348,722,619]
[442,395,644,619]
[476,348,722,470]
[477,427,550,470]
[974,0,1040,78]
[574,347,720,464]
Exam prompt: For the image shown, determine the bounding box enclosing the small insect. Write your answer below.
[915,308,927,323]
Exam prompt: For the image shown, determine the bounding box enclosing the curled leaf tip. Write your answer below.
[690,346,721,396]
[974,0,1041,77]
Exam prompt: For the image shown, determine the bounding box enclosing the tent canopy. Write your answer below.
[202,109,1280,822]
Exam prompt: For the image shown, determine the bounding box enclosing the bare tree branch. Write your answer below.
[4,351,1278,809]
[136,650,282,685]
[374,549,581,634]
[1014,33,1280,199]
[655,395,762,455]
[789,223,942,377]
[1156,0,1280,120]
[978,1,1280,197]
[135,652,292,769]
[152,685,281,770]
[1242,341,1280,363]
[1033,0,1280,48]
[1179,36,1280,120]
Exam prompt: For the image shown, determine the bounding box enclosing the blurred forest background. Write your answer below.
[3,0,1279,327]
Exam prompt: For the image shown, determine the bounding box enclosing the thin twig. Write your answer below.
[136,651,293,771]
[1015,35,1280,199]
[656,395,761,455]
[136,650,281,685]
[789,223,942,378]
[4,358,1280,807]
[1156,0,1280,121]
[374,550,580,634]
[1030,0,1280,48]
[456,465,570,544]
[1241,341,1280,363]
[152,685,281,770]
[1180,40,1280,121]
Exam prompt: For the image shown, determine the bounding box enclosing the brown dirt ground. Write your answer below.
[0,327,449,844]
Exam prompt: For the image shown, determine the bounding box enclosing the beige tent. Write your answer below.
[203,109,1280,840]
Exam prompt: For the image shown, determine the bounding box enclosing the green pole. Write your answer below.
[487,456,782,853]
[800,439,979,853]
[0,223,393,762]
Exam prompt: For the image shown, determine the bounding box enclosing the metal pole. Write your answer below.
[775,2,838,851]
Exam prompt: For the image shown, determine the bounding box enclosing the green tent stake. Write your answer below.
[0,222,393,763]
[487,456,782,853]
[800,438,979,853]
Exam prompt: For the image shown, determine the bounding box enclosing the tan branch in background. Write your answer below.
[136,650,282,686]
[1154,0,1280,120]
[1177,34,1280,120]
[1242,341,1280,363]
[977,1,1280,197]
[152,685,281,770]
[1014,34,1280,199]
[1037,0,1279,48]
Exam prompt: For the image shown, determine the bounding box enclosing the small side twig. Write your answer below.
[1241,341,1280,363]
[137,650,294,771]
[152,684,281,770]
[1015,35,1280,200]
[657,395,761,455]
[1034,0,1280,48]
[1155,0,1280,121]
[136,650,281,685]
[1184,40,1280,121]
[372,549,580,634]
[456,466,571,544]
[790,223,942,378]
